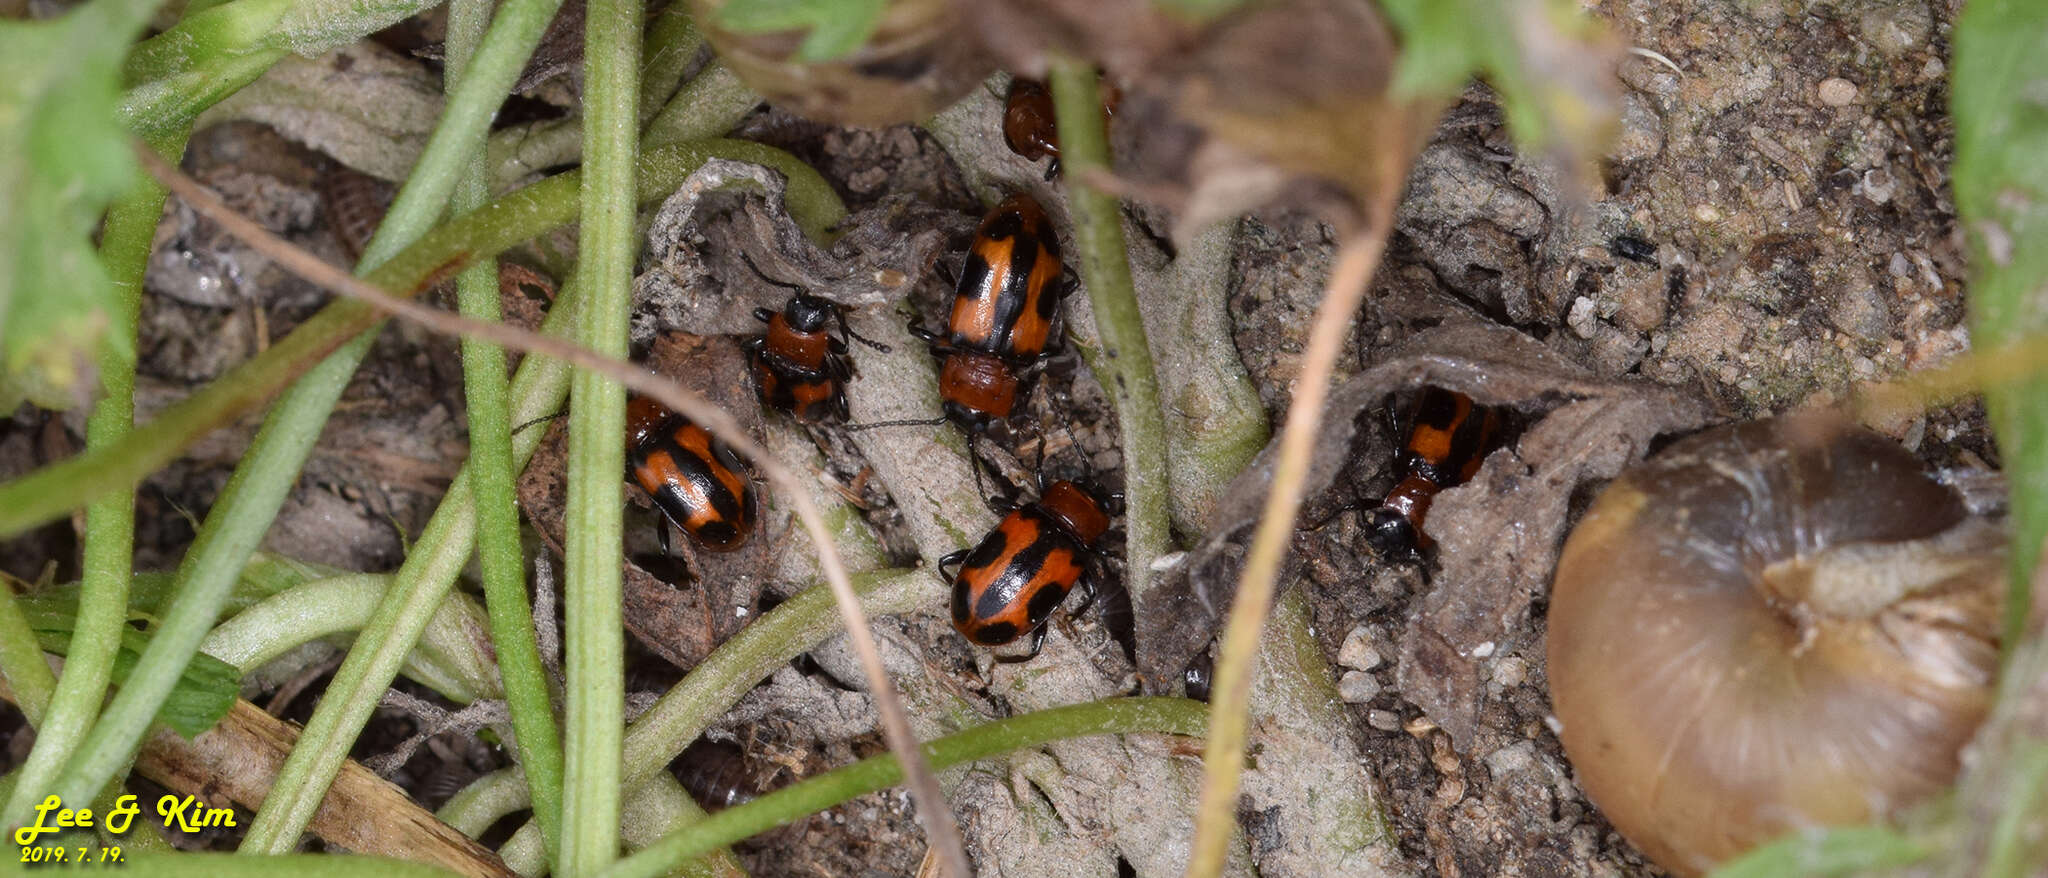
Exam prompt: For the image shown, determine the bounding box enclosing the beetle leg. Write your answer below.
[658,519,673,560]
[937,549,969,580]
[753,307,775,325]
[997,625,1048,663]
[836,310,892,354]
[1069,575,1096,617]
[907,318,945,347]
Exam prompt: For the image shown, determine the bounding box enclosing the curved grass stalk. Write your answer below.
[554,0,641,867]
[0,581,57,727]
[1046,61,1172,604]
[0,127,192,831]
[599,697,1209,878]
[198,573,495,699]
[451,567,934,866]
[446,0,566,856]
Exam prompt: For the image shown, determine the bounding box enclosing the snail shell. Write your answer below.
[1546,416,2006,876]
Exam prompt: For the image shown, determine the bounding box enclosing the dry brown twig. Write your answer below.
[1184,205,1397,878]
[132,142,971,877]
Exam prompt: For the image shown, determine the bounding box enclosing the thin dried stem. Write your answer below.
[134,143,968,877]
[1183,212,1394,878]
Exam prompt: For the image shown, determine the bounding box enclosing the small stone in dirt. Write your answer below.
[1338,626,1383,671]
[1859,167,1898,205]
[1491,656,1529,688]
[1817,77,1859,107]
[1567,296,1600,339]
[1367,710,1403,732]
[1339,671,1382,703]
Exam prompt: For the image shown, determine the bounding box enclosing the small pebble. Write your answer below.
[1492,656,1530,688]
[1860,167,1897,205]
[1337,626,1383,671]
[1567,296,1600,340]
[1368,710,1403,732]
[1339,671,1381,703]
[1817,77,1859,107]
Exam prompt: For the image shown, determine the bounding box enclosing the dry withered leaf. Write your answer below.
[516,334,773,671]
[202,41,444,183]
[632,159,949,347]
[1136,321,1707,736]
[956,0,1204,80]
[1099,0,1441,235]
[691,0,992,126]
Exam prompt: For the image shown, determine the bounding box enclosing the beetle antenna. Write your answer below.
[833,310,893,353]
[846,416,947,432]
[738,250,805,295]
[513,411,567,436]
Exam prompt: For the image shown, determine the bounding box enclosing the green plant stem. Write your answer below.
[121,0,294,84]
[1955,0,2048,649]
[120,0,450,139]
[495,777,746,878]
[0,582,57,727]
[198,573,495,697]
[0,139,841,539]
[235,281,579,855]
[639,65,758,150]
[352,0,566,272]
[447,0,566,859]
[600,698,1208,878]
[489,60,755,193]
[557,0,641,868]
[485,12,728,194]
[0,128,190,830]
[637,3,705,122]
[457,569,937,852]
[1046,61,1172,602]
[18,554,343,625]
[121,48,288,139]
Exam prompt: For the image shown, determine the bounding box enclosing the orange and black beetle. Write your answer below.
[627,395,757,553]
[1003,78,1061,179]
[911,193,1073,430]
[741,253,889,424]
[743,291,888,424]
[1365,387,1504,555]
[1001,76,1119,181]
[941,479,1113,661]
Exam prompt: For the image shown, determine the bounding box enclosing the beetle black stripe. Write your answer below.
[1024,570,1070,620]
[1412,389,1465,435]
[988,244,1040,354]
[1443,407,1496,482]
[651,434,747,525]
[970,517,1068,623]
[971,621,1019,645]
